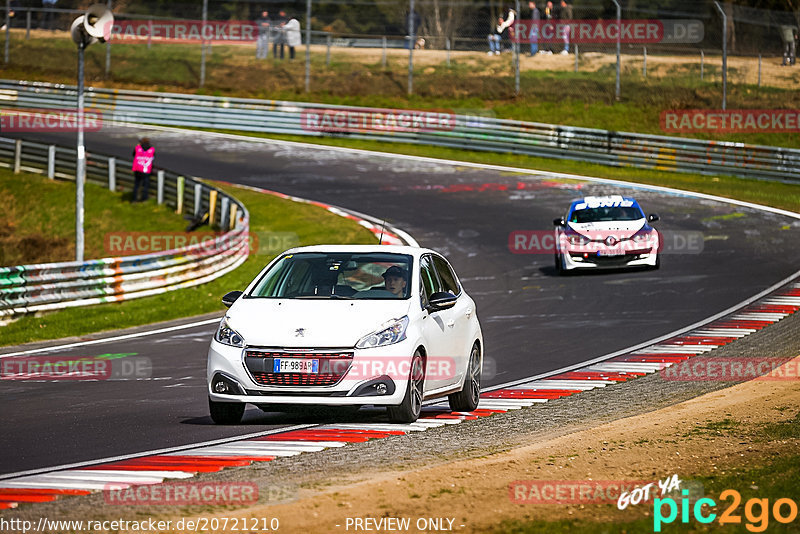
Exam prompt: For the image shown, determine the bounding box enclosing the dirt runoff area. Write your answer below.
[161,355,800,533]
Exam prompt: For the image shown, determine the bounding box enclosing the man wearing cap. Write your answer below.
[382,266,407,297]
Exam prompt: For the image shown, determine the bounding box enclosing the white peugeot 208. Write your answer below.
[207,245,483,424]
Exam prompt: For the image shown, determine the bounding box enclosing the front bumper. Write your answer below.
[561,249,658,270]
[207,339,418,406]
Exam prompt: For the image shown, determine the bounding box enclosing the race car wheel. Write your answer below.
[388,350,425,423]
[448,343,481,412]
[554,253,565,275]
[652,254,661,270]
[209,397,245,424]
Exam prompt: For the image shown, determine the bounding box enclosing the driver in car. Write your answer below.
[382,266,407,297]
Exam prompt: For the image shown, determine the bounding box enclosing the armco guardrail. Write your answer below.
[0,136,249,318]
[1,79,798,182]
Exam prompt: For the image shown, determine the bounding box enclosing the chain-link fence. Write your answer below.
[2,1,799,103]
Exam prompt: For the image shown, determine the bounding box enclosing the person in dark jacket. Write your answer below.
[559,0,572,54]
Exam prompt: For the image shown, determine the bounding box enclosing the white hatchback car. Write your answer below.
[207,245,483,424]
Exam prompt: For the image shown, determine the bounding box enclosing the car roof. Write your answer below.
[569,195,641,209]
[280,244,435,258]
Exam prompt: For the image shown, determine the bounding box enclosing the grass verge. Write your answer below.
[0,182,378,347]
[0,166,186,265]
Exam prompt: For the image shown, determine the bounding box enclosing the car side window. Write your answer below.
[432,255,460,296]
[419,256,441,309]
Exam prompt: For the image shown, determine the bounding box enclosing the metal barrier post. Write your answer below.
[4,0,10,64]
[714,1,727,110]
[209,189,218,225]
[47,145,55,179]
[382,36,387,68]
[176,176,184,214]
[446,38,450,66]
[157,170,164,204]
[611,0,620,101]
[26,9,30,40]
[304,0,311,93]
[105,0,111,77]
[758,54,761,87]
[221,196,230,230]
[108,156,116,191]
[643,46,647,77]
[147,18,152,49]
[199,0,207,88]
[700,50,704,80]
[194,183,202,216]
[326,33,331,66]
[13,139,21,173]
[514,0,520,96]
[574,44,578,72]
[407,0,415,96]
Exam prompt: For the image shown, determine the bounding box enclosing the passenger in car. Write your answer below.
[382,266,408,297]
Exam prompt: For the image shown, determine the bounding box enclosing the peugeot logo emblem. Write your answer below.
[604,236,617,246]
[294,328,306,337]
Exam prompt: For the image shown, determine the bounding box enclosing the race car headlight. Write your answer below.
[215,318,245,347]
[567,234,590,246]
[632,229,657,245]
[356,316,409,349]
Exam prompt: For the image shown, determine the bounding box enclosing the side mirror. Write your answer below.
[553,217,565,227]
[221,290,243,308]
[427,291,458,312]
[648,213,660,222]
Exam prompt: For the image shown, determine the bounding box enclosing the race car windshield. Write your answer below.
[570,206,645,223]
[248,252,413,300]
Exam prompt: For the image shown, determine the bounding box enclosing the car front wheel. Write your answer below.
[209,397,245,424]
[448,343,481,412]
[388,350,425,423]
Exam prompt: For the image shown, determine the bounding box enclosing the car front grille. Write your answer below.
[244,350,354,387]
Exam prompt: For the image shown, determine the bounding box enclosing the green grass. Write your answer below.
[0,166,186,265]
[0,182,378,347]
[3,32,800,148]
[493,450,800,533]
[207,130,800,214]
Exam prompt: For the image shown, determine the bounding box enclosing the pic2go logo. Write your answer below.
[654,489,799,532]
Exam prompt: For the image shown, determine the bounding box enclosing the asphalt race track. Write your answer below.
[2,127,799,476]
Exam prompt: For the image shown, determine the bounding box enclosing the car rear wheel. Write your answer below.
[209,397,245,424]
[388,350,424,423]
[448,343,481,412]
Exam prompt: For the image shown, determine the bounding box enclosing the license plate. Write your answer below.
[597,250,625,257]
[273,358,319,374]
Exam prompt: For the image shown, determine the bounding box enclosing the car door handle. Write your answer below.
[446,319,455,328]
[465,308,473,319]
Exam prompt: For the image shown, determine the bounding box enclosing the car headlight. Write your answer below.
[632,229,657,244]
[215,318,245,347]
[356,316,409,349]
[567,234,590,246]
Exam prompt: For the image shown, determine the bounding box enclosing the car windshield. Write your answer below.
[570,206,645,223]
[248,252,413,300]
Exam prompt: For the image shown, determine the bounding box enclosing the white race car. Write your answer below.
[553,195,660,273]
[207,245,483,424]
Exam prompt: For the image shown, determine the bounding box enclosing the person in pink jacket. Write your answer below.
[131,137,155,202]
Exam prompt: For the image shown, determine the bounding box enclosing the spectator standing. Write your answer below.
[41,0,57,30]
[780,24,797,66]
[527,1,540,56]
[539,1,553,54]
[272,9,288,59]
[559,0,572,54]
[488,6,516,55]
[131,138,155,203]
[255,10,270,59]
[284,17,301,60]
[1,0,20,30]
